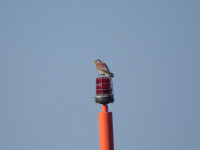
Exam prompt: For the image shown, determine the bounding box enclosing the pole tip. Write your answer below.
[102,105,108,112]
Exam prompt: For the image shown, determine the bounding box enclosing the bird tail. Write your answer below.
[108,73,114,77]
[103,70,114,77]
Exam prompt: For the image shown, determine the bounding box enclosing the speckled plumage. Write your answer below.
[94,59,114,77]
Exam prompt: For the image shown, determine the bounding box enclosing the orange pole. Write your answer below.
[98,105,114,150]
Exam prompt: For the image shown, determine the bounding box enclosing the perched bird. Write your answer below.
[94,59,114,77]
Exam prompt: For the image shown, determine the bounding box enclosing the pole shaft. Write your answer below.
[98,105,114,150]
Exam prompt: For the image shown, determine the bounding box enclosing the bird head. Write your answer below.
[94,59,101,64]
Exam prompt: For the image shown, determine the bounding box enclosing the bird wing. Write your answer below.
[96,62,110,72]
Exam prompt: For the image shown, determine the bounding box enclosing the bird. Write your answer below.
[94,59,114,77]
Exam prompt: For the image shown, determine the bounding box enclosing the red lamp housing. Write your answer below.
[95,77,114,104]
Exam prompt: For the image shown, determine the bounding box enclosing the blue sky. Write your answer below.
[0,1,200,150]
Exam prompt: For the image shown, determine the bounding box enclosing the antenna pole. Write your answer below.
[98,105,114,150]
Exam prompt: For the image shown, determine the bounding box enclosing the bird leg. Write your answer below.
[99,73,105,77]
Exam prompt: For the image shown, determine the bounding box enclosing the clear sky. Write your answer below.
[0,0,200,150]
